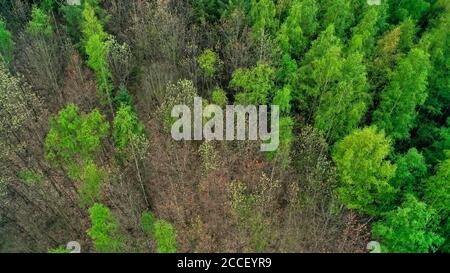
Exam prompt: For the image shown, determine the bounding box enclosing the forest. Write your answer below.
[0,0,448,253]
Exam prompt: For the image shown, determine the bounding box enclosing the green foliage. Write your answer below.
[372,194,444,253]
[48,247,71,253]
[0,19,14,63]
[82,0,114,105]
[373,48,430,140]
[211,87,228,107]
[332,127,396,215]
[321,0,355,39]
[298,25,342,103]
[348,6,380,55]
[41,0,57,12]
[299,25,369,141]
[45,104,109,178]
[198,49,222,78]
[87,203,125,253]
[27,6,53,37]
[60,5,83,44]
[424,152,450,251]
[79,161,105,207]
[391,148,428,195]
[390,0,431,22]
[192,0,228,23]
[276,0,306,57]
[18,170,43,186]
[141,211,156,238]
[154,219,177,253]
[113,105,145,150]
[314,51,369,142]
[250,0,276,41]
[114,86,134,107]
[231,63,274,105]
[273,86,291,114]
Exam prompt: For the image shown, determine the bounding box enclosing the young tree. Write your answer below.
[141,211,156,238]
[113,105,145,150]
[314,51,369,142]
[320,0,355,39]
[0,19,14,63]
[373,48,430,140]
[424,152,450,251]
[82,0,114,113]
[276,0,306,58]
[45,104,109,178]
[113,104,149,207]
[87,203,125,253]
[372,194,444,253]
[391,148,428,195]
[154,219,177,253]
[79,161,106,207]
[231,63,274,105]
[299,25,369,141]
[348,6,380,56]
[332,127,397,215]
[249,0,277,60]
[27,6,53,37]
[198,48,222,79]
[390,0,431,22]
[297,25,342,113]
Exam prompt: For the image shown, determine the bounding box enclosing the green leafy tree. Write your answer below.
[320,0,355,39]
[373,48,430,140]
[332,127,397,215]
[391,148,428,195]
[82,0,114,112]
[297,25,342,110]
[0,19,14,63]
[276,0,305,58]
[198,49,222,78]
[154,219,177,253]
[27,6,53,37]
[390,0,431,22]
[45,104,109,178]
[87,203,125,253]
[60,4,84,44]
[141,211,156,238]
[348,6,380,55]
[113,104,149,207]
[211,87,228,107]
[113,105,145,150]
[231,63,274,105]
[249,0,276,60]
[314,51,369,142]
[299,25,369,141]
[424,152,450,252]
[372,194,444,253]
[79,161,106,207]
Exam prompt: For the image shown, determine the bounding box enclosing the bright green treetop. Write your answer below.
[27,6,53,37]
[87,203,125,253]
[154,219,177,253]
[45,104,109,178]
[113,105,145,150]
[373,48,430,140]
[231,63,275,105]
[332,127,397,215]
[0,19,15,63]
[372,194,444,253]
